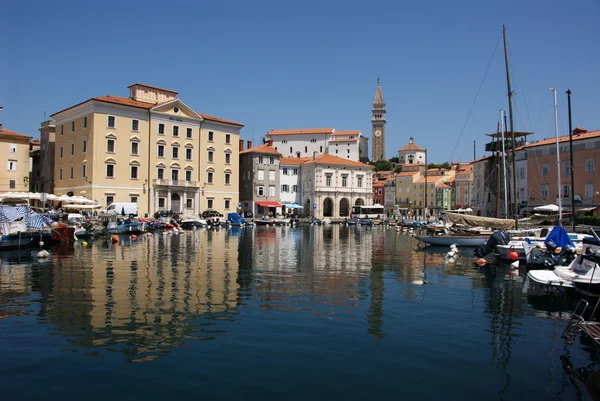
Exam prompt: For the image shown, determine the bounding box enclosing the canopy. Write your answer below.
[256,201,282,207]
[445,212,516,230]
[534,204,560,212]
[286,204,303,209]
[61,204,102,209]
[544,226,575,248]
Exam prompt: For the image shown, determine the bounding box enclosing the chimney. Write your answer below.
[247,140,252,149]
[313,151,318,160]
[239,139,244,151]
[573,127,587,135]
[268,139,273,147]
[0,123,3,129]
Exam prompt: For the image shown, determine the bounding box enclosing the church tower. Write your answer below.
[371,79,386,161]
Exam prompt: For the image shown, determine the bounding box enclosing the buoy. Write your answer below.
[39,241,44,247]
[81,241,88,246]
[131,235,138,240]
[476,258,487,267]
[37,250,50,259]
[508,251,519,261]
[111,235,120,243]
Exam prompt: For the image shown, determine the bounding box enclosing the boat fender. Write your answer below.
[111,235,120,243]
[475,258,487,267]
[37,250,50,259]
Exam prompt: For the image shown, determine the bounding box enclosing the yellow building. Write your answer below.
[0,124,32,192]
[51,84,243,216]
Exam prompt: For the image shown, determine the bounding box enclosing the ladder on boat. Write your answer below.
[564,298,600,346]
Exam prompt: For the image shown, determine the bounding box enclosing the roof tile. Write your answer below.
[239,144,282,156]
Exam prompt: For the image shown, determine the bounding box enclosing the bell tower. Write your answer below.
[372,79,386,161]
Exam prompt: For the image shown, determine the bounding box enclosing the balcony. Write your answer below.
[154,179,200,188]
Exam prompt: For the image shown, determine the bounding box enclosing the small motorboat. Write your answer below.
[255,219,275,226]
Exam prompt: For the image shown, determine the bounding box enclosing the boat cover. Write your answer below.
[474,230,511,257]
[227,212,245,224]
[445,212,516,230]
[544,226,575,248]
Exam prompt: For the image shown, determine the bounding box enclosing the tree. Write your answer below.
[389,156,399,163]
[368,160,393,172]
[428,162,451,170]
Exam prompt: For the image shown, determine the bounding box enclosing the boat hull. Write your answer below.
[416,235,487,247]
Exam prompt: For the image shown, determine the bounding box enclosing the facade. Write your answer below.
[30,120,56,194]
[29,139,41,192]
[51,83,243,217]
[395,170,422,213]
[398,137,426,165]
[435,183,454,212]
[279,156,311,207]
[239,142,283,217]
[471,156,496,217]
[411,169,456,217]
[371,81,386,161]
[453,164,474,208]
[266,128,367,162]
[373,181,384,205]
[384,175,396,215]
[299,154,374,218]
[0,124,32,192]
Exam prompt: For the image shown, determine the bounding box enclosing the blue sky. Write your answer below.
[1,0,598,163]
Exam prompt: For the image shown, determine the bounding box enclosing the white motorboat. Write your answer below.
[496,228,591,262]
[273,217,291,226]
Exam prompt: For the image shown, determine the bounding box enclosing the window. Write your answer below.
[156,144,165,158]
[258,156,264,164]
[172,146,179,159]
[542,163,549,177]
[83,117,87,128]
[173,126,179,137]
[519,167,525,179]
[281,184,289,192]
[157,168,164,179]
[257,186,265,196]
[305,146,308,153]
[586,158,595,174]
[70,143,74,156]
[7,160,17,171]
[207,198,214,209]
[71,121,75,131]
[208,150,214,163]
[186,148,192,160]
[69,166,74,179]
[82,164,86,178]
[326,173,332,186]
[225,172,231,185]
[225,134,231,144]
[292,185,298,192]
[562,160,571,176]
[106,195,114,206]
[207,171,214,184]
[293,168,298,175]
[357,176,363,188]
[342,174,348,187]
[158,123,165,135]
[186,128,192,139]
[269,186,276,196]
[269,170,275,181]
[186,198,193,209]
[283,168,288,175]
[60,145,63,158]
[82,139,87,153]
[130,196,138,203]
[131,141,139,155]
[158,198,165,208]
[132,119,139,131]
[320,146,323,152]
[61,125,64,135]
[336,150,339,154]
[225,199,231,209]
[563,184,571,198]
[107,116,115,128]
[208,131,214,141]
[269,156,274,165]
[225,152,231,164]
[106,163,115,178]
[106,139,115,153]
[585,183,594,198]
[347,149,350,154]
[9,144,16,153]
[257,170,264,180]
[171,169,179,181]
[290,147,293,154]
[130,165,138,179]
[9,180,15,189]
[185,170,192,182]
[59,168,63,180]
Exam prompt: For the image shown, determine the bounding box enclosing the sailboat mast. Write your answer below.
[550,88,562,225]
[502,25,518,227]
[500,110,509,217]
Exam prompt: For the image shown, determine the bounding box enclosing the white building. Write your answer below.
[397,136,426,165]
[299,154,374,218]
[279,156,310,207]
[266,128,369,163]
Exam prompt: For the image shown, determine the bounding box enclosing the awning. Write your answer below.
[286,203,303,209]
[256,201,282,207]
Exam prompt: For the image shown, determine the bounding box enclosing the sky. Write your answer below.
[1,0,599,163]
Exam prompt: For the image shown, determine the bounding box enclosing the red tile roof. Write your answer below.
[0,127,32,140]
[239,144,282,156]
[517,130,600,150]
[470,155,494,164]
[373,182,385,187]
[268,128,335,136]
[399,142,425,151]
[436,183,452,189]
[396,171,421,176]
[196,112,244,127]
[30,139,40,145]
[127,83,178,94]
[279,157,313,165]
[302,154,373,168]
[333,130,360,136]
[445,177,456,183]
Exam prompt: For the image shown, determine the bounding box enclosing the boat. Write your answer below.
[528,237,600,297]
[227,212,245,227]
[180,217,208,229]
[417,234,489,247]
[273,217,290,226]
[255,219,275,226]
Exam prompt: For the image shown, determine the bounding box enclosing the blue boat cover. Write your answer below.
[227,212,245,224]
[544,226,575,248]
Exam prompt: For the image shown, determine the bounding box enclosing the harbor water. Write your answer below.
[0,225,596,400]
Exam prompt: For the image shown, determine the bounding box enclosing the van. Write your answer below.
[103,202,138,217]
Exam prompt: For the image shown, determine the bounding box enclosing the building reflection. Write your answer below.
[31,231,240,361]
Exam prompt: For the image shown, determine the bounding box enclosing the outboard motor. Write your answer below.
[545,240,558,254]
[530,243,577,268]
[474,230,511,258]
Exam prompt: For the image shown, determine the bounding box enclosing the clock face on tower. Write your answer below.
[374,130,381,137]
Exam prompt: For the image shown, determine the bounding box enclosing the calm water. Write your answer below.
[0,225,597,400]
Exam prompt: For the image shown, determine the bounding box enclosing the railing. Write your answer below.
[153,179,200,187]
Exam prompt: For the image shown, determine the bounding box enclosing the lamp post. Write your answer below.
[424,148,428,220]
[567,89,576,232]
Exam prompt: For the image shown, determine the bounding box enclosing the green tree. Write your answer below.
[428,162,451,170]
[389,156,399,163]
[368,160,393,172]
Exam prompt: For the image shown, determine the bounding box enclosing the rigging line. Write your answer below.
[448,32,503,162]
[507,42,534,133]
